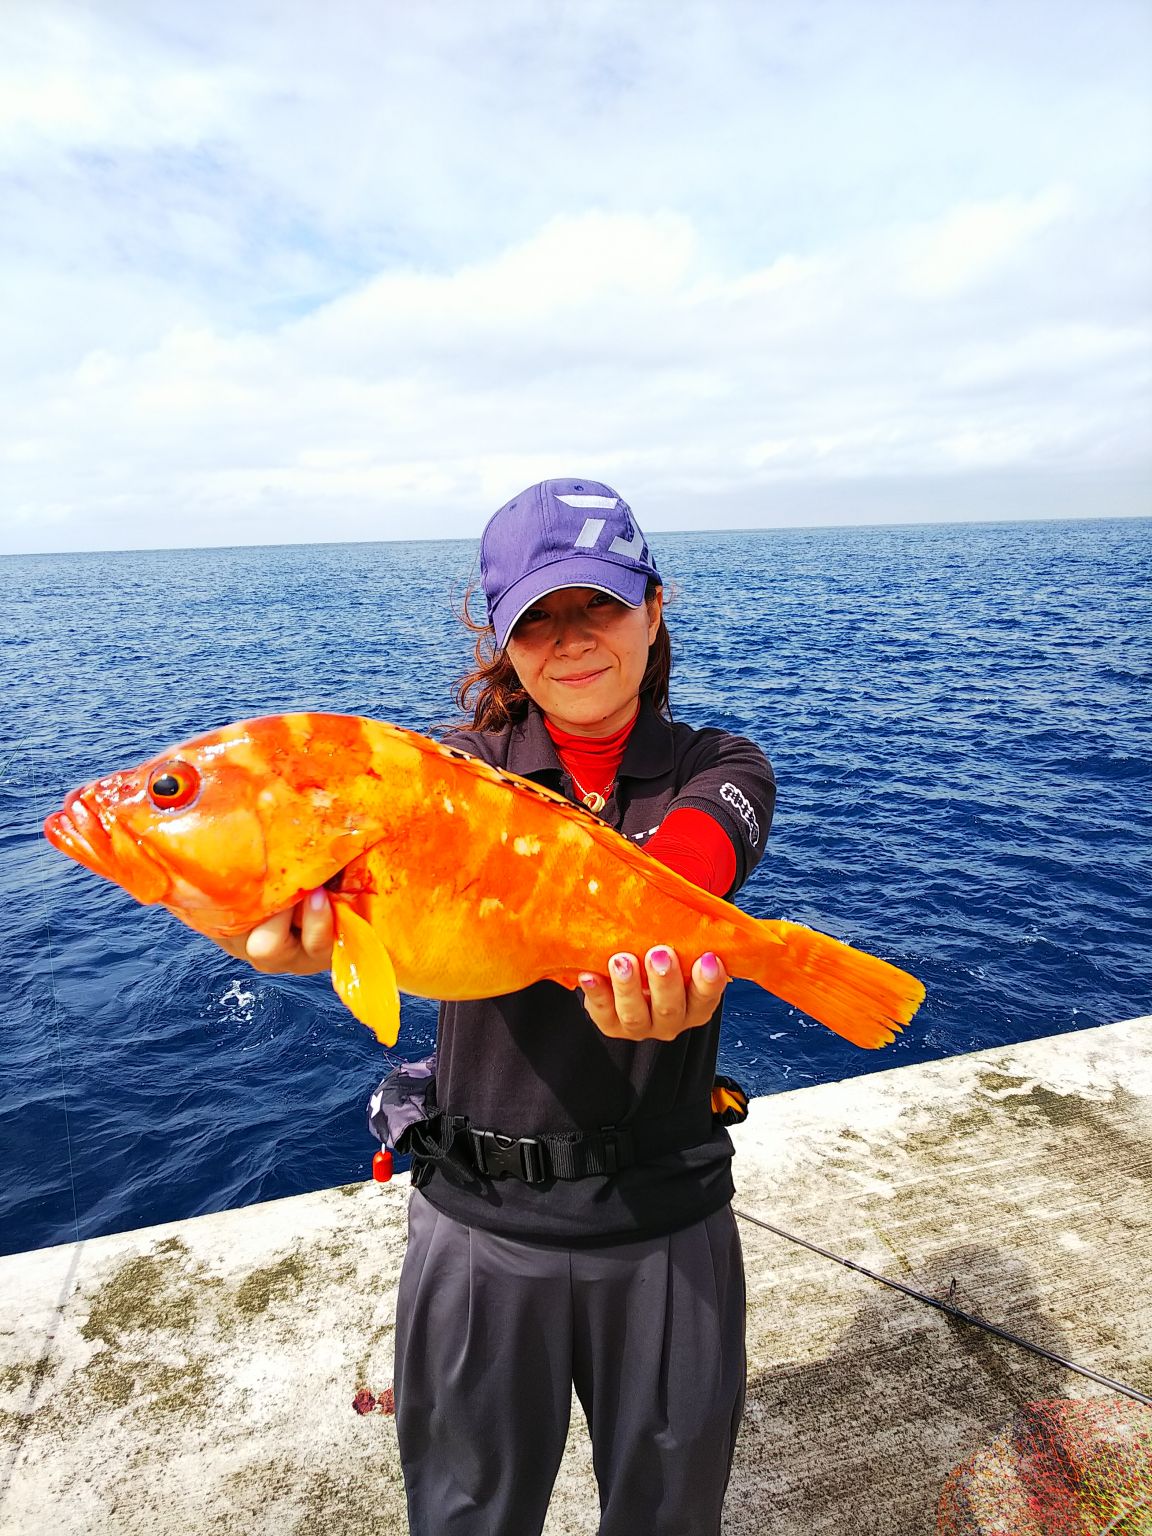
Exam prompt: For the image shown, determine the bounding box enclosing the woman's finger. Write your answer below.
[299,888,335,966]
[607,952,651,1037]
[643,946,688,1041]
[685,951,729,1028]
[579,955,648,1039]
[577,970,618,1031]
[244,905,298,969]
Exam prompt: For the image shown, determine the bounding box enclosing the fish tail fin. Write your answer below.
[747,919,925,1049]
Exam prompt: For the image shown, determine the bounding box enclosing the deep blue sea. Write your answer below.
[2,519,1150,1257]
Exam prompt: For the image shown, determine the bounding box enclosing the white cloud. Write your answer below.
[0,0,1149,550]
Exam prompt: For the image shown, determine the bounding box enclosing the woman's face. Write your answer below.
[505,585,663,738]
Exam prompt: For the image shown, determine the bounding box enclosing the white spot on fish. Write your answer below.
[587,879,600,895]
[500,829,508,844]
[479,897,504,918]
[513,836,541,856]
[443,797,454,814]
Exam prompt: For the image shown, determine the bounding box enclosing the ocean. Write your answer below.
[2,518,1150,1258]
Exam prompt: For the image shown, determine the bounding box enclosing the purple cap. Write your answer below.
[480,479,661,648]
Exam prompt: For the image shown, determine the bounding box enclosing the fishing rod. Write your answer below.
[734,1207,1152,1409]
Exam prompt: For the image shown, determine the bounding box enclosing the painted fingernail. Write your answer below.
[611,954,633,982]
[648,947,673,977]
[700,952,722,983]
[578,973,598,990]
[308,889,328,911]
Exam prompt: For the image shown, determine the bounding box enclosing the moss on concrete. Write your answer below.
[353,1321,394,1386]
[216,1453,403,1536]
[234,1253,311,1317]
[294,1462,404,1536]
[83,1353,136,1408]
[80,1348,218,1419]
[67,1236,224,1425]
[79,1247,199,1348]
[148,1357,214,1416]
[0,1358,38,1393]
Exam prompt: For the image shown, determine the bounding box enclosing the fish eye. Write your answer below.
[147,760,201,811]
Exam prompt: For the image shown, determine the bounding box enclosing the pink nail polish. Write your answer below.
[648,947,672,977]
[308,889,328,911]
[700,952,721,983]
[611,954,633,982]
[578,973,598,990]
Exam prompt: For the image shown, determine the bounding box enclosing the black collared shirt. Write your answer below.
[422,698,776,1246]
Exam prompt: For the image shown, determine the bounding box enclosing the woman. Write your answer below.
[223,478,776,1536]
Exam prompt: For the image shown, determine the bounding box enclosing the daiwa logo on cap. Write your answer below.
[564,498,649,562]
[553,489,650,563]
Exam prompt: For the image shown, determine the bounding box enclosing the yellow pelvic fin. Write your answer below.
[331,902,401,1047]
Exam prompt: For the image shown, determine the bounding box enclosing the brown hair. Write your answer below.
[453,579,672,732]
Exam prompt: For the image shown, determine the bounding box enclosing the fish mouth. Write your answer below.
[44,791,171,905]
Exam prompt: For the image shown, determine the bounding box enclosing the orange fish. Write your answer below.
[44,713,925,1049]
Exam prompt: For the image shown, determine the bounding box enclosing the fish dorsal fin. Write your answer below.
[432,741,603,817]
[331,900,402,1046]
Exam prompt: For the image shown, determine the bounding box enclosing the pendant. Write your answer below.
[582,790,607,813]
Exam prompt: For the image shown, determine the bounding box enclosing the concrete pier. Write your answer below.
[2,1017,1150,1536]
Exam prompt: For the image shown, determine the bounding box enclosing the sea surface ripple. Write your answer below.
[2,518,1149,1255]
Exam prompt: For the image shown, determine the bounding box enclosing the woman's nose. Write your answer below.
[554,616,595,651]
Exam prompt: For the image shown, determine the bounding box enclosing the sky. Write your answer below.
[1,0,1150,554]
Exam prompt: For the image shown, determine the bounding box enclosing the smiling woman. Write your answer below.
[375,478,778,1536]
[204,477,777,1533]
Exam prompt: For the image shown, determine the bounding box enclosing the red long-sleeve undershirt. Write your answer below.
[543,716,737,897]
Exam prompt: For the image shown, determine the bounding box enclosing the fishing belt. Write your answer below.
[396,1076,750,1188]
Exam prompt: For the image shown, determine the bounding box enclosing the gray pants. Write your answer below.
[394,1192,746,1536]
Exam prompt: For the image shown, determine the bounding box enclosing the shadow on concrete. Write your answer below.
[724,1242,1079,1536]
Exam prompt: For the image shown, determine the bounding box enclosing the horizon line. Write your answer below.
[3,508,1149,560]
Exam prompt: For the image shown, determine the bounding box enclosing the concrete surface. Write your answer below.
[1,1017,1150,1536]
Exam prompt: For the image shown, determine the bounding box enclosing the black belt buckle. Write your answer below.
[471,1129,546,1184]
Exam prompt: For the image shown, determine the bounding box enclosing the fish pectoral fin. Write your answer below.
[331,903,402,1047]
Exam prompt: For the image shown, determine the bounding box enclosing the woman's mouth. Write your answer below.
[552,668,608,687]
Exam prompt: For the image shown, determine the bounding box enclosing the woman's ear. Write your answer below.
[646,585,664,644]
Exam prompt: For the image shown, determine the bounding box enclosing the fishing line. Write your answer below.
[28,752,83,1244]
[0,753,86,1519]
[734,1207,1152,1408]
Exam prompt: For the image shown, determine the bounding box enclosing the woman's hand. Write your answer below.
[214,889,334,975]
[578,946,728,1042]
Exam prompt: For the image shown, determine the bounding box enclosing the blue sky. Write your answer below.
[2,0,1149,552]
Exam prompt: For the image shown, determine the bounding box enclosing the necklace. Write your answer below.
[570,772,613,814]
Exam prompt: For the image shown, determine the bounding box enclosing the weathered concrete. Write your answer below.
[1,1017,1150,1536]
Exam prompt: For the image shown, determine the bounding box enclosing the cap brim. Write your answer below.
[490,559,650,649]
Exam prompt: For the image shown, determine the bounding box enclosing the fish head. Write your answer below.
[43,714,397,935]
